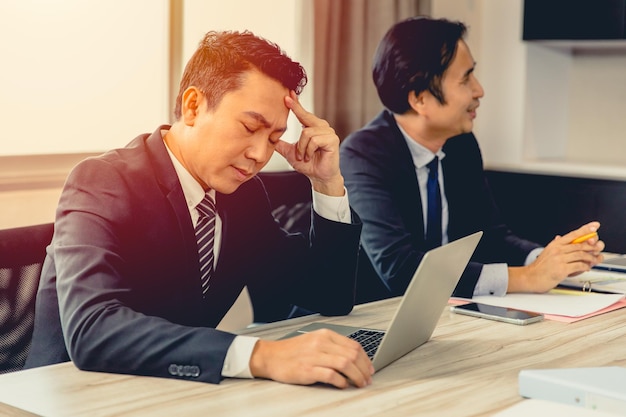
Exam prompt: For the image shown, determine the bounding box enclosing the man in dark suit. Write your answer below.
[340,17,605,300]
[25,30,374,389]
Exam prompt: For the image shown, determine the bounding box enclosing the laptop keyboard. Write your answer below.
[348,329,385,360]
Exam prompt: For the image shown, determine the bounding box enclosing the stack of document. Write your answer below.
[518,367,626,415]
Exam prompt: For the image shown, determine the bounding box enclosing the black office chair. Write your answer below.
[0,222,53,374]
[249,171,314,321]
[257,170,312,233]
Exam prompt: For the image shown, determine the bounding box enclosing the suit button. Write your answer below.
[168,364,181,376]
[168,364,200,378]
[182,365,190,375]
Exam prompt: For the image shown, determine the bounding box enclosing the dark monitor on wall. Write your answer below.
[523,0,626,40]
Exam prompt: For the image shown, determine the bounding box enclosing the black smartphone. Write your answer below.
[450,302,544,325]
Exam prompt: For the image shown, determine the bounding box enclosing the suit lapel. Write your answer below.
[145,127,201,286]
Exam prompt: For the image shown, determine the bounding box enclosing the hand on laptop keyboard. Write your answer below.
[248,329,375,389]
[348,329,385,360]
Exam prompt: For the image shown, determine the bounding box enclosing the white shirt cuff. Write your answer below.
[525,247,543,265]
[221,335,259,378]
[473,263,509,296]
[311,188,351,224]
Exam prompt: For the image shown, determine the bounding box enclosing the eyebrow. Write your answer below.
[244,111,288,134]
[463,62,477,79]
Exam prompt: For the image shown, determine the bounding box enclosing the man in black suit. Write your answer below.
[25,30,374,389]
[340,17,605,300]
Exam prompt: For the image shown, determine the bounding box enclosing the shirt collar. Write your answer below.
[396,123,446,169]
[162,130,215,212]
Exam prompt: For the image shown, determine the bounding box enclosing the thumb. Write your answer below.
[274,139,296,162]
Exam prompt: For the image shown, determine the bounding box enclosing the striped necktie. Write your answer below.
[425,157,442,250]
[195,193,216,296]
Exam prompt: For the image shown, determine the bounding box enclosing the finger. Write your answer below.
[564,260,594,276]
[564,249,604,268]
[342,360,374,388]
[296,130,312,162]
[274,139,294,160]
[563,222,601,243]
[576,238,604,253]
[594,240,606,254]
[305,330,373,382]
[310,366,350,389]
[285,91,329,128]
[296,128,323,162]
[311,351,372,388]
[298,131,325,163]
[324,332,375,385]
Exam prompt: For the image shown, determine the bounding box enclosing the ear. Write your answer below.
[407,90,427,114]
[181,87,202,126]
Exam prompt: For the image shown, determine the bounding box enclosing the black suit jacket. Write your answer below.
[25,126,361,384]
[340,110,538,298]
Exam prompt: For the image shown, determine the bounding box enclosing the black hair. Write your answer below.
[174,30,307,119]
[372,16,467,114]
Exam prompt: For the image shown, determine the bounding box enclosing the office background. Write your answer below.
[1,0,625,251]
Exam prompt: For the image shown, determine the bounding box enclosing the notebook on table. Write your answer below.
[282,231,482,371]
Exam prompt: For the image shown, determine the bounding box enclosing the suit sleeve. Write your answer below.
[444,135,541,271]
[55,158,235,384]
[243,177,362,320]
[341,130,427,297]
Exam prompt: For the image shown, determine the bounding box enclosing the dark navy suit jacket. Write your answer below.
[340,110,538,299]
[25,126,361,384]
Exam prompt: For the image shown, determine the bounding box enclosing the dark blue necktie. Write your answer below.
[195,193,216,296]
[425,157,442,250]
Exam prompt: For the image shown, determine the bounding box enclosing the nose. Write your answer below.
[473,76,484,99]
[244,136,273,164]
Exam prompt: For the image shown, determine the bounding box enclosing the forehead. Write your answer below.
[445,40,475,79]
[217,70,290,121]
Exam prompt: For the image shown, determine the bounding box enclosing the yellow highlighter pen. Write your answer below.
[571,231,598,244]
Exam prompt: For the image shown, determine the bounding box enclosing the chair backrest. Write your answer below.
[0,222,53,373]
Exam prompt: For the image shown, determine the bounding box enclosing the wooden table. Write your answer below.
[1,297,626,416]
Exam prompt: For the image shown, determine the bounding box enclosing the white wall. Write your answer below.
[567,53,626,165]
[0,0,170,156]
[432,0,626,179]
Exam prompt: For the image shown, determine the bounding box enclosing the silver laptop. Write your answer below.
[283,231,482,371]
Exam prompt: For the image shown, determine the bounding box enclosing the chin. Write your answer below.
[219,185,240,195]
[462,123,474,134]
[222,179,252,195]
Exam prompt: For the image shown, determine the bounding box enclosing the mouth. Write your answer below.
[468,103,479,119]
[233,166,254,182]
